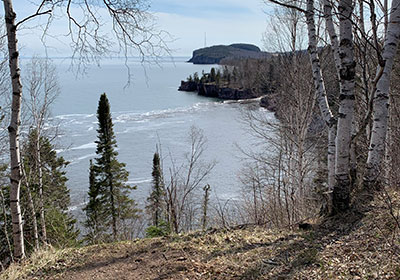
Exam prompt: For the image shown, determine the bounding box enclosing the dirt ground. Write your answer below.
[3,190,400,280]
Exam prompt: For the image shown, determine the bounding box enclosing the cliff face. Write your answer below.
[188,44,270,65]
[179,81,262,100]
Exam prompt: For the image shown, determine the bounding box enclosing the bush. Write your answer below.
[145,221,170,238]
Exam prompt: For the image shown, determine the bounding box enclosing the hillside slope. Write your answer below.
[2,190,400,280]
[188,44,270,64]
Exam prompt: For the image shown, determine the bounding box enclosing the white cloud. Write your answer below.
[155,11,267,56]
[14,0,268,57]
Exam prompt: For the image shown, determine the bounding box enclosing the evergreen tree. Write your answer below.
[22,131,79,249]
[232,66,238,82]
[0,165,13,265]
[146,152,165,227]
[83,160,106,242]
[210,67,216,82]
[215,69,221,85]
[193,72,199,83]
[85,93,138,242]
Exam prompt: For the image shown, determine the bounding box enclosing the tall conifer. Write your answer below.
[85,93,137,241]
[146,152,165,227]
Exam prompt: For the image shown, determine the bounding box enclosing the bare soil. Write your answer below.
[3,190,400,280]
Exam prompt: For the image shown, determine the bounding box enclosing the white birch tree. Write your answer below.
[305,0,336,196]
[267,0,356,213]
[331,0,356,213]
[2,0,169,259]
[364,0,400,188]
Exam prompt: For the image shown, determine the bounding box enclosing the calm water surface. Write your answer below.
[44,57,274,212]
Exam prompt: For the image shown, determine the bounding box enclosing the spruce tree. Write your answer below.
[210,67,216,82]
[83,160,106,242]
[85,93,138,241]
[146,152,165,227]
[21,131,79,249]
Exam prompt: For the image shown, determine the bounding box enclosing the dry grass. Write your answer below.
[1,247,76,280]
[1,189,400,279]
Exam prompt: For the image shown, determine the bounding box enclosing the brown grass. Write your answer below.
[2,190,400,280]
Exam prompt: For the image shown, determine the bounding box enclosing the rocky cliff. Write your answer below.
[179,81,262,100]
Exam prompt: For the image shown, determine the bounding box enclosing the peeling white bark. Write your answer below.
[365,0,400,187]
[323,0,341,74]
[36,131,47,244]
[3,0,25,259]
[333,0,356,213]
[306,0,336,193]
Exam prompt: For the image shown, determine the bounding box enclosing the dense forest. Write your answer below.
[1,0,400,278]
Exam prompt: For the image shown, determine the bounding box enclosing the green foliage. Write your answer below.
[83,160,107,242]
[45,208,80,248]
[0,165,13,265]
[84,93,139,243]
[210,67,216,82]
[146,152,165,227]
[215,70,221,85]
[145,221,170,238]
[22,130,79,250]
[232,66,238,82]
[193,72,199,83]
[189,44,261,64]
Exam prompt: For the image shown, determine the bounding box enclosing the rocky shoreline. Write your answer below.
[178,80,276,111]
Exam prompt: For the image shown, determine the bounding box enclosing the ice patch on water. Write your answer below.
[114,102,221,123]
[71,142,96,150]
[116,120,185,134]
[127,178,152,185]
[69,153,96,165]
[55,113,94,120]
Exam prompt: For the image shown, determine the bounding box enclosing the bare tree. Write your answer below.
[164,126,215,233]
[21,57,60,248]
[2,0,170,259]
[240,47,319,228]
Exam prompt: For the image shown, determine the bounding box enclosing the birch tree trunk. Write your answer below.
[36,131,47,244]
[21,165,39,250]
[333,0,356,213]
[26,182,39,250]
[3,0,25,259]
[323,0,341,74]
[306,0,336,194]
[364,0,400,188]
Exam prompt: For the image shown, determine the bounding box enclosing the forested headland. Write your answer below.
[1,0,400,279]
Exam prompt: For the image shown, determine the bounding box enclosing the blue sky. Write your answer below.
[11,0,269,57]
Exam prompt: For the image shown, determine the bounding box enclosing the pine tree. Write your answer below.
[86,93,138,241]
[146,152,165,227]
[21,131,79,249]
[210,67,216,82]
[83,160,106,242]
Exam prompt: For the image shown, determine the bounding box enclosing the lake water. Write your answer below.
[46,57,274,212]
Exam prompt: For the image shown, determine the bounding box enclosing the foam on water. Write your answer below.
[55,113,94,120]
[127,178,152,185]
[51,61,271,211]
[69,153,96,165]
[71,142,97,150]
[114,101,221,123]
